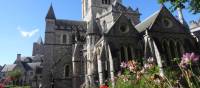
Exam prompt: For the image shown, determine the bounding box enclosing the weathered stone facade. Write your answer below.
[41,0,199,88]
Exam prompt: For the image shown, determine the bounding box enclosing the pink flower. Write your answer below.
[180,53,199,68]
[95,80,99,83]
[147,57,154,63]
[127,60,137,72]
[120,62,127,68]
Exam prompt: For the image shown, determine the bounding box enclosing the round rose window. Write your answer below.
[162,18,173,28]
[119,24,129,33]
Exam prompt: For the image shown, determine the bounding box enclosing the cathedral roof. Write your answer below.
[135,10,160,33]
[86,19,101,35]
[191,26,200,33]
[55,19,87,31]
[136,5,189,33]
[46,4,56,19]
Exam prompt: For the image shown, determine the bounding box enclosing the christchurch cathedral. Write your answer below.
[41,0,199,88]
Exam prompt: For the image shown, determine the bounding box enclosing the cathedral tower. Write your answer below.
[82,0,122,21]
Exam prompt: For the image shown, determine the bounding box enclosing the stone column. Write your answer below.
[107,45,115,88]
[72,43,81,88]
[97,55,104,85]
[152,40,164,77]
[145,30,164,76]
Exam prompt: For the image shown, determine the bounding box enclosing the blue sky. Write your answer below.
[0,0,199,66]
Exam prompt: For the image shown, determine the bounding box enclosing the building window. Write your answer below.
[102,0,110,4]
[64,65,70,77]
[162,18,173,28]
[102,0,105,4]
[62,34,67,44]
[120,47,125,62]
[108,0,111,4]
[119,24,129,33]
[127,46,132,60]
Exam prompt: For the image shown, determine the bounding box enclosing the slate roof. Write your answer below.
[55,19,87,31]
[1,64,17,72]
[135,10,160,33]
[135,5,190,33]
[191,27,200,32]
[46,4,56,19]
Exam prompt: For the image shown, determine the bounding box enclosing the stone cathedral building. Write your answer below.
[41,0,199,88]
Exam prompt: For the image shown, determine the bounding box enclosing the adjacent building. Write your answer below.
[0,39,44,88]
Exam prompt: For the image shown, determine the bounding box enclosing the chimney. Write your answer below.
[17,54,21,61]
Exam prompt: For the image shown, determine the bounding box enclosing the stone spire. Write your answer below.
[37,36,43,44]
[46,4,56,19]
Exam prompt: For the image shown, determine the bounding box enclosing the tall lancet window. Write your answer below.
[127,46,132,60]
[64,65,70,77]
[108,0,111,4]
[103,21,107,32]
[62,34,67,44]
[120,47,125,62]
[102,0,111,4]
[102,0,105,4]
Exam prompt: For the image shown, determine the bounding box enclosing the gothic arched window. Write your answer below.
[62,34,67,44]
[176,41,182,58]
[169,40,176,59]
[120,46,125,62]
[103,21,107,31]
[102,0,105,4]
[127,46,132,60]
[102,0,110,4]
[162,40,170,65]
[108,0,111,4]
[64,65,70,77]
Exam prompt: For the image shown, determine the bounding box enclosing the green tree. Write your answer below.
[158,0,200,14]
[8,69,22,80]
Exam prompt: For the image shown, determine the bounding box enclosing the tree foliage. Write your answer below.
[158,0,200,14]
[7,69,22,80]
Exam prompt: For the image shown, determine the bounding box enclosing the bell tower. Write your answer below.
[82,0,122,21]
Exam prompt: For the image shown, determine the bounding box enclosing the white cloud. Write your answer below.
[17,26,39,38]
